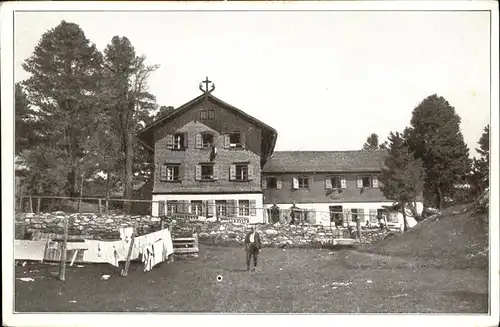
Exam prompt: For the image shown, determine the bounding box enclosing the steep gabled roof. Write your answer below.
[135,93,278,162]
[262,150,388,173]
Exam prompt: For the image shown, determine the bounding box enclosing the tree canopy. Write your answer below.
[406,94,471,209]
[362,133,387,150]
[380,131,426,230]
[18,21,161,206]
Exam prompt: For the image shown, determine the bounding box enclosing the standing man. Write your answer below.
[244,225,261,271]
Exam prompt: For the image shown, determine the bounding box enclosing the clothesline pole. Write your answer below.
[58,216,69,281]
[121,225,136,277]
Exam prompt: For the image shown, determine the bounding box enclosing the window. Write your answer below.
[298,177,309,189]
[200,109,215,120]
[166,165,180,181]
[229,133,242,148]
[267,177,277,188]
[173,134,185,150]
[215,200,227,217]
[230,164,253,181]
[351,208,365,222]
[208,109,215,120]
[167,201,179,215]
[235,164,248,181]
[160,164,180,181]
[330,205,343,223]
[202,133,214,148]
[191,200,203,216]
[238,200,250,216]
[362,176,372,188]
[332,177,342,188]
[201,164,214,180]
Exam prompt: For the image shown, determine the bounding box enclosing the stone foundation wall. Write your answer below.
[15,212,395,247]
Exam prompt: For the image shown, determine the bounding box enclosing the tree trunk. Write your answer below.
[402,202,410,232]
[124,131,134,213]
[436,185,443,210]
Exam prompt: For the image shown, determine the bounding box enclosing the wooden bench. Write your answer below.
[172,234,199,256]
[43,239,88,266]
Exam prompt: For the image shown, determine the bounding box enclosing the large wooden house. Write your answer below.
[137,80,423,226]
[136,86,278,223]
[261,150,423,227]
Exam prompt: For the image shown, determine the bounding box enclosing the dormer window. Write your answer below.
[229,133,242,148]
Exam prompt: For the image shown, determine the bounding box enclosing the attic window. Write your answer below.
[200,109,215,120]
[208,109,215,119]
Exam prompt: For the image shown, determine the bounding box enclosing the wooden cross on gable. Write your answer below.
[199,76,215,95]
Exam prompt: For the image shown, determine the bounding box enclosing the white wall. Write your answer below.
[152,193,265,223]
[265,201,424,227]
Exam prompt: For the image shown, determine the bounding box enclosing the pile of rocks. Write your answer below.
[17,212,396,247]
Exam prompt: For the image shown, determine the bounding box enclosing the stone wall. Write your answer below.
[15,212,395,248]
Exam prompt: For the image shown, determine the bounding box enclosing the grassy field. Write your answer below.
[14,205,489,313]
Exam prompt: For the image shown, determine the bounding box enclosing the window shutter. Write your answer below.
[247,164,254,180]
[292,177,299,189]
[357,177,363,188]
[341,177,347,189]
[166,134,173,149]
[183,133,188,148]
[343,209,351,223]
[372,176,379,188]
[202,200,207,217]
[309,209,316,224]
[212,165,218,180]
[325,177,332,189]
[229,164,236,181]
[277,179,283,189]
[207,200,214,216]
[358,209,365,222]
[250,200,256,216]
[261,178,267,189]
[195,165,201,181]
[229,199,237,217]
[224,134,230,148]
[369,209,377,223]
[160,164,167,181]
[158,200,165,216]
[179,164,185,181]
[241,133,247,148]
[181,200,189,214]
[195,133,202,148]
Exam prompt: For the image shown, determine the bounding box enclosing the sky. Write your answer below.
[14,9,491,157]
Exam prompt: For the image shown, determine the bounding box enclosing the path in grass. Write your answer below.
[15,245,488,313]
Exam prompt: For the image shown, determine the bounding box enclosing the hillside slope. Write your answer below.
[359,204,489,269]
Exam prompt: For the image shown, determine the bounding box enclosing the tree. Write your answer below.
[380,132,426,231]
[363,133,388,150]
[406,94,471,209]
[21,21,103,196]
[470,124,489,197]
[101,36,159,211]
[15,83,38,155]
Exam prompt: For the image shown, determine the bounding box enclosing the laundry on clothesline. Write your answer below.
[134,228,174,272]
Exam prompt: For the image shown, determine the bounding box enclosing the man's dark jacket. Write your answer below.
[244,231,262,250]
